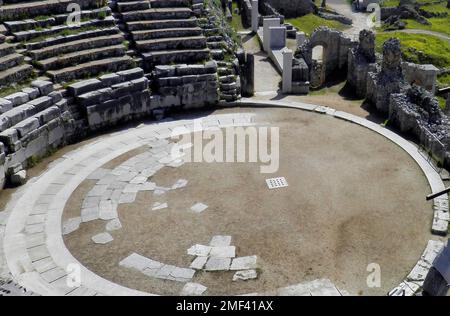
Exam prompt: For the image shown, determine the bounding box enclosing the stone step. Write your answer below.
[0,53,24,72]
[37,45,126,71]
[211,49,224,60]
[217,67,233,76]
[13,17,116,42]
[126,18,198,31]
[47,56,134,83]
[207,41,225,50]
[149,0,191,8]
[131,27,203,41]
[3,7,112,33]
[29,33,125,61]
[117,1,150,13]
[0,43,15,58]
[142,48,210,65]
[136,36,206,52]
[121,8,192,22]
[0,64,33,88]
[24,27,120,51]
[0,0,105,21]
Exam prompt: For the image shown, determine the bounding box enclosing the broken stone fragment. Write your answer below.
[10,170,26,186]
[232,269,258,281]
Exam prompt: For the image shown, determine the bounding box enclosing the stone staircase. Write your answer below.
[0,0,134,84]
[113,0,220,108]
[0,36,34,90]
[114,0,211,69]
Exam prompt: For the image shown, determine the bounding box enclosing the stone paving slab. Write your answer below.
[204,257,231,271]
[190,202,208,213]
[209,235,231,247]
[180,282,207,296]
[209,246,236,258]
[187,244,212,257]
[62,217,81,235]
[91,233,113,245]
[190,256,208,270]
[230,255,258,270]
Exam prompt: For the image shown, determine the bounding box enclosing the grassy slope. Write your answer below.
[286,13,349,36]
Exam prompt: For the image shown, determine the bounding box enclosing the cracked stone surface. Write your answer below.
[233,269,258,281]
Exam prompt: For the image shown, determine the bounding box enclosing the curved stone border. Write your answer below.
[1,100,447,296]
[1,113,257,296]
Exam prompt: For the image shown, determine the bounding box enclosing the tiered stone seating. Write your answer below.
[116,0,210,68]
[0,0,134,84]
[0,34,34,90]
[0,80,73,175]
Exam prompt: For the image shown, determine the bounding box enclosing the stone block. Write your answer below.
[117,68,144,81]
[67,79,103,97]
[15,117,40,138]
[4,92,29,107]
[21,87,40,100]
[0,98,12,114]
[31,80,54,96]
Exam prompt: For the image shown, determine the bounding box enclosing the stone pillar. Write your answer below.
[269,26,286,52]
[296,31,306,48]
[263,18,280,52]
[251,0,259,33]
[282,48,293,94]
[240,53,255,97]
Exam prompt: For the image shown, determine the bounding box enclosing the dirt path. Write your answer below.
[327,0,371,38]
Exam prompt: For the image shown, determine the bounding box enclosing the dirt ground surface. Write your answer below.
[63,107,434,296]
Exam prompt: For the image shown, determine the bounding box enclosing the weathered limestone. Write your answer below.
[282,48,293,93]
[367,38,408,113]
[402,62,439,94]
[69,68,151,131]
[251,0,259,33]
[389,86,450,169]
[297,27,355,88]
[262,18,280,52]
[347,30,377,98]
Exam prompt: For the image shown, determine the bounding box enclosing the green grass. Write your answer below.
[437,96,447,109]
[402,17,450,36]
[376,32,450,68]
[286,13,349,36]
[380,0,400,7]
[420,2,449,14]
[438,73,450,86]
[0,77,36,98]
[230,1,245,32]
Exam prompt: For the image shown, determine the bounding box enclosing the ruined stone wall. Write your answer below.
[260,0,316,18]
[298,27,355,88]
[389,86,450,165]
[347,30,377,98]
[151,62,219,109]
